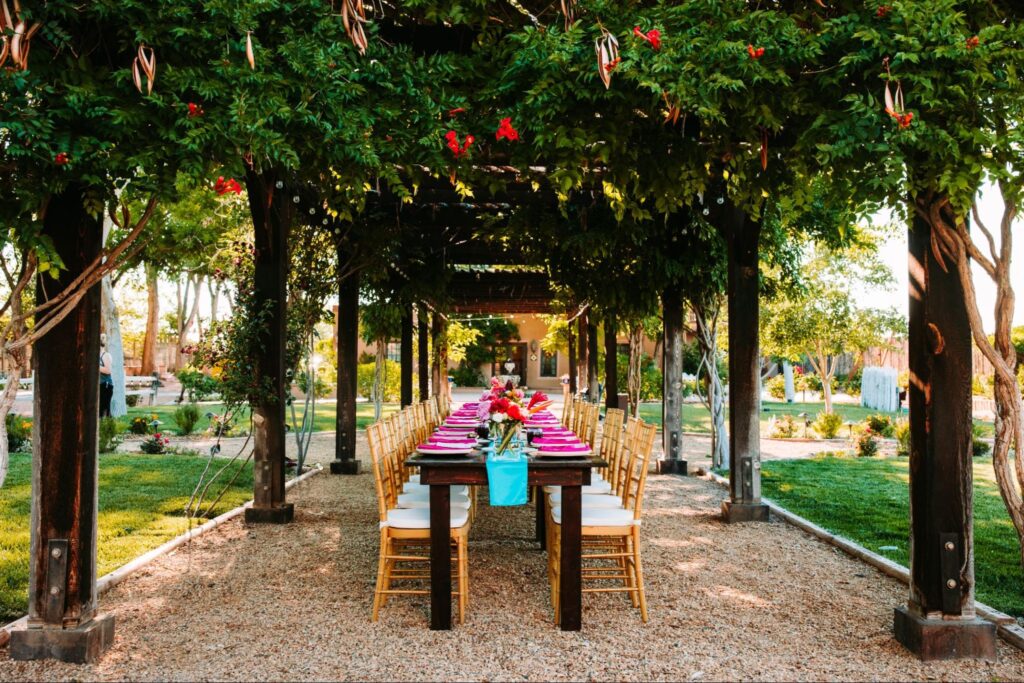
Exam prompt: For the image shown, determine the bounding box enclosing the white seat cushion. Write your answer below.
[403,483,470,496]
[550,505,638,527]
[548,492,623,509]
[544,480,613,496]
[382,506,470,529]
[408,474,421,484]
[397,492,471,509]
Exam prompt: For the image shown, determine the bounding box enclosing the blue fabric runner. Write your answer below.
[485,452,528,506]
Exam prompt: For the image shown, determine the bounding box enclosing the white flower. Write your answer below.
[492,412,506,423]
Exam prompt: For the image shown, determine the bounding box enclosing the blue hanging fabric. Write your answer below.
[486,452,528,506]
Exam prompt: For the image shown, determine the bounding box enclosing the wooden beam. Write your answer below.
[659,286,687,475]
[721,201,768,522]
[243,168,293,524]
[330,264,360,475]
[431,313,445,397]
[11,185,114,663]
[401,306,414,407]
[893,210,995,659]
[418,304,430,401]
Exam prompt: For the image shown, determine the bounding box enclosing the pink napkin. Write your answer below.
[419,442,473,450]
[536,443,590,452]
[431,435,476,443]
[534,437,582,446]
[437,426,474,433]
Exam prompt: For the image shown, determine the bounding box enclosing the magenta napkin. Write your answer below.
[419,442,473,450]
[534,437,582,446]
[536,443,590,452]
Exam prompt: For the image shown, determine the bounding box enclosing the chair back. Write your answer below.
[615,417,641,499]
[582,403,599,448]
[599,408,625,484]
[624,422,658,519]
[367,423,393,521]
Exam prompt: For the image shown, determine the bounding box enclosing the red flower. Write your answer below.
[447,107,466,117]
[876,5,890,18]
[214,176,243,196]
[747,44,765,60]
[445,130,474,158]
[634,26,662,51]
[897,111,914,129]
[604,57,621,72]
[54,152,69,166]
[507,404,526,422]
[490,397,510,414]
[527,391,549,409]
[966,36,979,50]
[496,117,519,142]
[187,102,204,118]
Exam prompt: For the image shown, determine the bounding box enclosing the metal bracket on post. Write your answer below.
[741,457,753,501]
[940,532,962,615]
[44,539,69,625]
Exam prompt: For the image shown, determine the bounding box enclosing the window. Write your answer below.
[386,341,401,362]
[539,349,558,377]
[616,343,630,357]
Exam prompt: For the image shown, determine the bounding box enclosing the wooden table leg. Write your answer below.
[429,483,452,630]
[559,484,582,631]
[535,486,546,549]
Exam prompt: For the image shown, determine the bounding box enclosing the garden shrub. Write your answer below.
[356,360,401,401]
[207,413,236,438]
[99,417,127,453]
[176,367,220,402]
[804,373,839,394]
[856,429,879,457]
[5,413,30,453]
[450,363,484,388]
[139,432,170,454]
[769,414,799,439]
[866,414,896,438]
[813,411,844,439]
[895,419,910,457]
[973,424,991,457]
[838,369,862,397]
[766,374,787,400]
[129,414,158,435]
[972,375,995,398]
[125,394,140,407]
[173,403,201,436]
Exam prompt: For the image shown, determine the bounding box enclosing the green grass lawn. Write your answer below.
[0,452,254,622]
[126,401,398,436]
[761,454,1023,617]
[636,400,994,437]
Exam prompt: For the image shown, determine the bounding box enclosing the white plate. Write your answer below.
[417,446,474,455]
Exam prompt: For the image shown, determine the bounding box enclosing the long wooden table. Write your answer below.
[408,453,605,631]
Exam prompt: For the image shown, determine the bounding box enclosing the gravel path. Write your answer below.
[4,437,1024,681]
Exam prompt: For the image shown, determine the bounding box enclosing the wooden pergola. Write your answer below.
[15,123,994,667]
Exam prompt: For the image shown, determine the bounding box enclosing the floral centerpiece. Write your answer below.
[479,378,552,455]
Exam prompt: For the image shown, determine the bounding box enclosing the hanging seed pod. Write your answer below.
[132,45,156,95]
[246,31,256,70]
[760,128,769,170]
[560,0,577,30]
[0,36,8,69]
[132,58,142,93]
[594,30,619,90]
[342,0,368,55]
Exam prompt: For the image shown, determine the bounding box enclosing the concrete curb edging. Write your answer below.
[700,469,1024,652]
[0,464,323,647]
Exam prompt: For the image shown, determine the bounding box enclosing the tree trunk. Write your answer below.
[577,314,588,396]
[332,265,360,474]
[431,313,444,397]
[661,285,686,472]
[140,262,159,375]
[587,321,599,402]
[400,306,414,407]
[604,312,618,411]
[176,272,203,370]
[100,278,127,417]
[373,338,385,420]
[417,304,429,401]
[627,323,642,418]
[567,323,577,395]
[208,279,221,325]
[783,361,795,403]
[694,296,728,471]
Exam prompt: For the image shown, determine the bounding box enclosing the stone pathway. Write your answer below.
[3,437,1023,681]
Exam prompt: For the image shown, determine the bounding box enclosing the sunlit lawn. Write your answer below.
[126,401,399,435]
[762,454,1022,617]
[0,452,254,622]
[636,400,993,437]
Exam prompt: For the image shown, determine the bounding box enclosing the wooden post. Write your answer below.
[330,264,360,475]
[604,312,619,411]
[659,286,687,475]
[721,201,769,522]
[242,168,293,524]
[893,210,995,660]
[587,321,599,402]
[400,305,414,407]
[417,304,429,401]
[567,323,577,395]
[11,186,114,663]
[577,314,589,396]
[431,314,446,397]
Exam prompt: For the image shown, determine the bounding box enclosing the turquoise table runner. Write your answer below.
[485,452,528,506]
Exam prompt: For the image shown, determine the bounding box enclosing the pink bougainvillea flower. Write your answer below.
[54,152,69,166]
[496,117,519,142]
